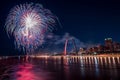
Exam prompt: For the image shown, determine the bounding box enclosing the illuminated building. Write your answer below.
[78,48,86,55]
[92,47,98,52]
[105,38,114,52]
[97,45,104,53]
[78,38,120,55]
[113,42,120,52]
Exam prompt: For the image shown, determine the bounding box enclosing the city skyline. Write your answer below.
[1,0,120,55]
[78,38,120,55]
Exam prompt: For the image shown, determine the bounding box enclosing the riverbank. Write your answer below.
[75,54,120,57]
[31,54,120,59]
[0,54,120,59]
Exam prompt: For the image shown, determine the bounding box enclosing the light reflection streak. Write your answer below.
[94,57,99,76]
[80,57,85,76]
[104,57,107,65]
[117,57,120,64]
[108,57,111,64]
[100,57,103,65]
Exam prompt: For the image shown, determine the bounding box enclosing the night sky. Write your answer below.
[0,0,120,55]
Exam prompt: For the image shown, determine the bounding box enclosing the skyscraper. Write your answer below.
[105,38,113,52]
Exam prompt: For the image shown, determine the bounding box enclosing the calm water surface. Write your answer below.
[0,56,120,80]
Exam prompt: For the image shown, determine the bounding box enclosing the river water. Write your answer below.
[0,56,120,80]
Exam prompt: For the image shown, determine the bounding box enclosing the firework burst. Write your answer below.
[5,3,56,53]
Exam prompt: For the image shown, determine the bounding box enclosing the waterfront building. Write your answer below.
[78,38,120,54]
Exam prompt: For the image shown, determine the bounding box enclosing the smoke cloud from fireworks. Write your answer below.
[39,33,98,53]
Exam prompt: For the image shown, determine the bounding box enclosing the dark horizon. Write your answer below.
[1,0,120,55]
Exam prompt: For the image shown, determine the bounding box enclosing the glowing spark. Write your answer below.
[5,3,56,53]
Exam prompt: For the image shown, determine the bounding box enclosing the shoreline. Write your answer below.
[0,54,120,59]
[32,54,120,58]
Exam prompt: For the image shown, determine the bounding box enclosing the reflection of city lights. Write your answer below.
[112,57,115,64]
[108,57,111,64]
[104,57,107,64]
[117,57,120,63]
